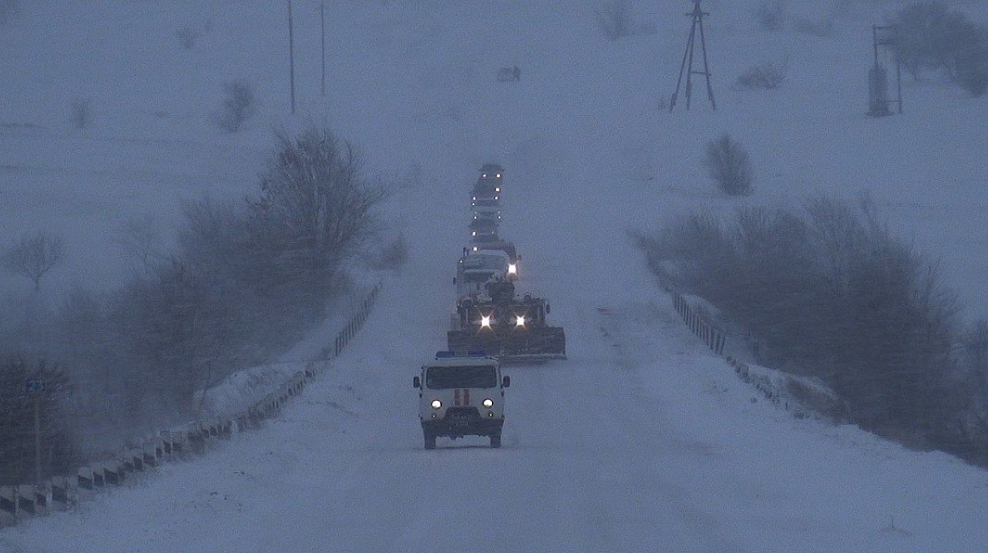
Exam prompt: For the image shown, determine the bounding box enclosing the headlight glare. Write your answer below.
[431,399,442,409]
[483,398,494,408]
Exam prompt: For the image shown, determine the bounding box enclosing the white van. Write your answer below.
[413,352,510,449]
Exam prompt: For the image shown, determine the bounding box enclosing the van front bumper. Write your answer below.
[422,411,504,438]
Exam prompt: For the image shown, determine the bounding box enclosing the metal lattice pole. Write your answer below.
[288,0,296,114]
[321,2,326,97]
[670,1,716,112]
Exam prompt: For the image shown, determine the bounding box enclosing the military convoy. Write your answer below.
[451,164,565,362]
[414,163,566,449]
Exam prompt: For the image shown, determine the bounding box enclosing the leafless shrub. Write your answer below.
[595,0,652,40]
[216,79,255,133]
[794,16,835,37]
[703,134,754,196]
[736,57,789,89]
[368,234,408,272]
[3,231,66,292]
[638,196,965,451]
[891,2,988,95]
[0,0,19,26]
[754,0,787,31]
[70,97,94,129]
[596,0,633,40]
[176,26,201,49]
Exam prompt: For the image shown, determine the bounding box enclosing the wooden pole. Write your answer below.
[288,0,296,114]
[34,397,41,484]
[321,2,326,97]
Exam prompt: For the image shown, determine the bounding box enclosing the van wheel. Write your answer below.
[424,432,436,450]
[490,433,501,449]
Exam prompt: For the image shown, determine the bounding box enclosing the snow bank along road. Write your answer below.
[5,225,988,552]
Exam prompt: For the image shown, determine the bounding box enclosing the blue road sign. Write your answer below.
[25,379,45,395]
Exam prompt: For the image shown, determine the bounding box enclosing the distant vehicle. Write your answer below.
[449,280,565,362]
[455,251,510,300]
[470,197,501,219]
[469,216,499,233]
[466,240,519,279]
[413,352,510,449]
[473,163,503,200]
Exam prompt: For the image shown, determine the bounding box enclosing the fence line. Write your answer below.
[0,281,383,529]
[666,285,848,423]
[672,291,727,355]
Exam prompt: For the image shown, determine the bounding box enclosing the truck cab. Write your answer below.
[413,352,510,449]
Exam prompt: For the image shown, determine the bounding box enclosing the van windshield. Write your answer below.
[426,366,497,389]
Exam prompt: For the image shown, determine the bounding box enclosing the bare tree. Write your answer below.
[115,215,161,273]
[3,231,66,292]
[254,127,387,275]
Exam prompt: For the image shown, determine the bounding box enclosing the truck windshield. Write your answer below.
[464,271,494,283]
[426,366,497,389]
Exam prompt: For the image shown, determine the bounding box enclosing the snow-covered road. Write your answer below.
[7,250,988,552]
[3,1,988,551]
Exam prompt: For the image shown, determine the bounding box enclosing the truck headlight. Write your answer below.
[483,398,494,408]
[507,263,517,275]
[431,399,442,409]
[481,315,492,328]
[515,316,525,327]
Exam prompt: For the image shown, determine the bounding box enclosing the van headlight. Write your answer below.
[483,398,494,408]
[431,400,442,409]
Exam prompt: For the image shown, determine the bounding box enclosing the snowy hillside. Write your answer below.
[2,0,988,551]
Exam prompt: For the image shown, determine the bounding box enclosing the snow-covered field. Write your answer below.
[2,0,988,551]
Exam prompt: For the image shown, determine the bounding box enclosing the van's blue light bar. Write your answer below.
[435,351,456,358]
[468,350,487,357]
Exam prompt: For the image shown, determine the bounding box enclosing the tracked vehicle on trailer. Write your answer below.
[449,280,565,362]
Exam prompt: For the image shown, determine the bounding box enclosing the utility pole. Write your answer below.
[871,24,902,115]
[25,379,45,483]
[288,0,297,114]
[670,0,716,112]
[33,397,41,483]
[321,2,327,97]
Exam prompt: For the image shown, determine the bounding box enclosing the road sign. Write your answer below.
[25,379,45,395]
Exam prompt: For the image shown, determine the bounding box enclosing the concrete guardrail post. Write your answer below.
[142,440,159,468]
[187,423,206,454]
[15,485,36,521]
[0,485,16,527]
[92,464,106,488]
[50,476,70,511]
[77,466,94,491]
[103,461,124,486]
